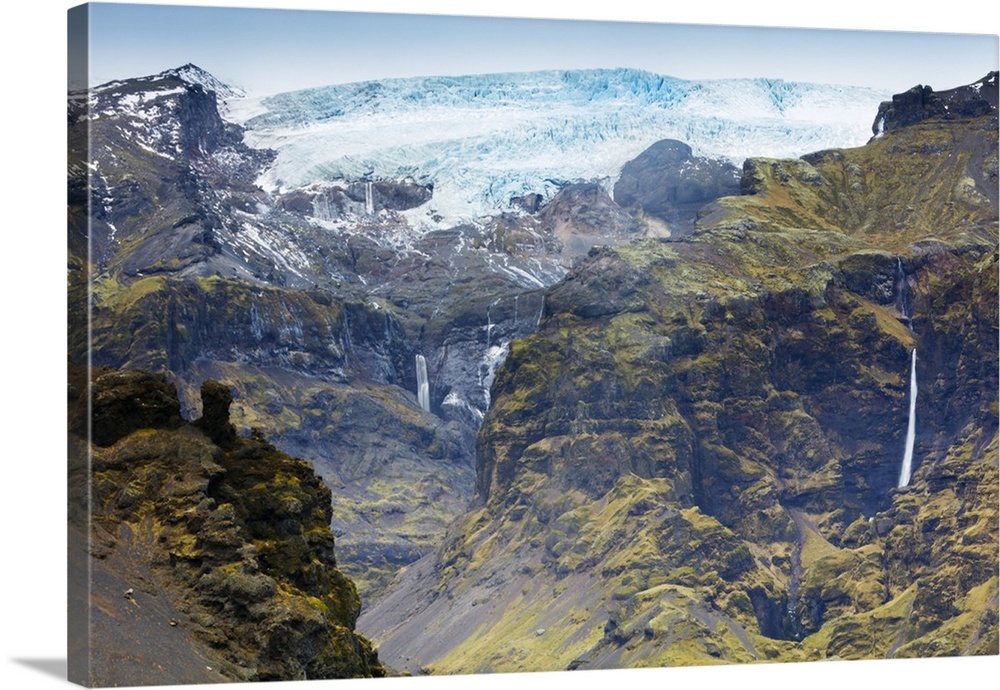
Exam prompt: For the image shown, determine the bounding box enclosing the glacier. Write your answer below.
[225,68,891,228]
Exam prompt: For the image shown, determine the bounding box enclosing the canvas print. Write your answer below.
[67,2,999,687]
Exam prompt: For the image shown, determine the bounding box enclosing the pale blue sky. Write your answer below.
[74,1,999,96]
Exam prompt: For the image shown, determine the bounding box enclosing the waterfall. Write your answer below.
[314,193,330,220]
[480,341,510,409]
[896,257,912,327]
[536,293,546,328]
[485,297,500,349]
[365,181,374,215]
[898,349,917,488]
[895,256,917,487]
[415,354,430,412]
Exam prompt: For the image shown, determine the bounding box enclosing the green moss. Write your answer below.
[84,371,384,679]
[92,274,168,311]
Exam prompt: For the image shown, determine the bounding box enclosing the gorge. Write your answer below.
[68,60,999,684]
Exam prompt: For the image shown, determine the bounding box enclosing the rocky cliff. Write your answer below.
[70,62,998,677]
[68,367,385,685]
[359,73,999,672]
[69,65,765,604]
[68,66,485,600]
[613,139,742,236]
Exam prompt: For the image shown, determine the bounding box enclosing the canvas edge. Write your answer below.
[67,3,93,687]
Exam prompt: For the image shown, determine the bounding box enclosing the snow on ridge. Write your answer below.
[91,63,245,101]
[168,63,246,100]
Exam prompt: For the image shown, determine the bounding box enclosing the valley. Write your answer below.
[68,62,998,682]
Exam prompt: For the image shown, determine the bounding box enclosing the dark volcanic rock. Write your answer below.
[346,178,434,211]
[90,370,184,446]
[76,367,386,684]
[872,71,998,136]
[85,276,413,392]
[510,192,544,214]
[283,178,434,217]
[613,139,741,235]
[197,379,237,447]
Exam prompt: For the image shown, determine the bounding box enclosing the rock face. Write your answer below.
[279,179,434,217]
[72,368,385,685]
[70,62,997,679]
[613,139,742,235]
[872,71,998,136]
[359,76,999,672]
[70,64,770,605]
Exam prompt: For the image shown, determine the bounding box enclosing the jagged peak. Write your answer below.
[154,63,245,100]
[871,72,997,138]
[90,63,244,100]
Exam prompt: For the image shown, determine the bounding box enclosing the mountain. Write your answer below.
[70,64,886,606]
[358,73,999,672]
[230,68,889,228]
[69,63,481,602]
[69,62,997,682]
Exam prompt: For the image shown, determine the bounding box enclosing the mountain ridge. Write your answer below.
[69,63,997,682]
[358,72,999,673]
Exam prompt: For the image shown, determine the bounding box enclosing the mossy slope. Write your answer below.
[360,74,999,672]
[72,368,386,684]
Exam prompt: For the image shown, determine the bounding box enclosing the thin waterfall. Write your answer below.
[314,193,330,221]
[415,354,430,412]
[365,181,374,215]
[485,297,500,349]
[895,256,917,487]
[896,257,912,328]
[898,349,917,487]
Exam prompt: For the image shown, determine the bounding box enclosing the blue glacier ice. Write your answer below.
[226,68,890,228]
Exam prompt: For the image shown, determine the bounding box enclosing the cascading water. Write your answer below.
[415,354,430,412]
[485,297,501,349]
[365,180,374,215]
[898,348,917,488]
[896,258,912,328]
[314,193,331,221]
[480,341,510,410]
[894,257,919,488]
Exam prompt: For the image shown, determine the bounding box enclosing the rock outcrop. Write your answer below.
[872,71,998,136]
[613,139,742,236]
[72,368,385,685]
